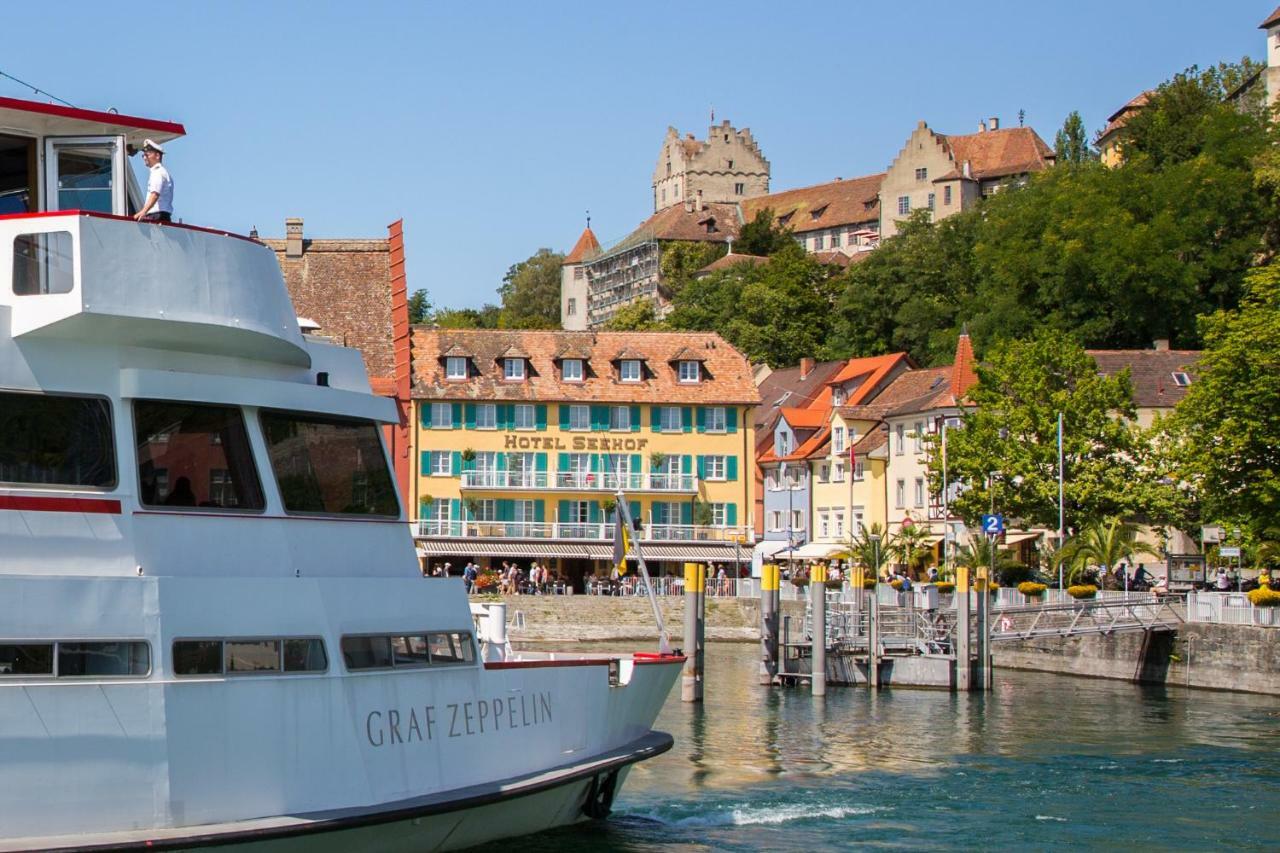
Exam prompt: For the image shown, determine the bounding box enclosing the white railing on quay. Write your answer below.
[643,524,751,542]
[1186,590,1280,627]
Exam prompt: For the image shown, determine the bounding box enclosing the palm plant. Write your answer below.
[894,522,933,575]
[955,535,1022,580]
[844,523,892,578]
[1066,517,1158,584]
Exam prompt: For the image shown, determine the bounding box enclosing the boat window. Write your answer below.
[0,391,115,488]
[172,637,328,677]
[13,232,75,295]
[134,401,265,511]
[57,641,150,677]
[260,411,399,517]
[0,134,35,215]
[0,641,149,677]
[342,632,476,671]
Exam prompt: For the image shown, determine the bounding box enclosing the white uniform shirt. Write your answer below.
[147,162,174,214]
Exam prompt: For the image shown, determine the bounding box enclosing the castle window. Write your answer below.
[734,182,744,195]
[831,232,841,248]
[944,185,953,206]
[728,159,734,169]
[567,297,577,315]
[928,193,936,211]
[573,267,583,280]
[898,196,910,215]
[915,167,928,181]
[814,234,824,251]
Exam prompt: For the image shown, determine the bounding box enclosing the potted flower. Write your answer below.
[935,581,956,594]
[599,496,617,515]
[1067,584,1098,600]
[1248,587,1280,626]
[460,447,476,463]
[1018,581,1048,603]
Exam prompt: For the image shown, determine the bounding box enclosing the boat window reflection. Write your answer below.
[342,632,476,671]
[173,637,328,677]
[225,640,280,673]
[57,642,150,677]
[13,231,75,295]
[0,391,115,488]
[134,401,265,511]
[0,644,53,676]
[260,411,399,517]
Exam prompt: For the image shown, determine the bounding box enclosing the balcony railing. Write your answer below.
[413,520,752,543]
[459,471,549,490]
[459,471,697,493]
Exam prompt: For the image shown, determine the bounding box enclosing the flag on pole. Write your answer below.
[613,507,632,576]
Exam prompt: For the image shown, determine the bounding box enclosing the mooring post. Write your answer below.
[760,563,779,685]
[696,563,707,701]
[868,591,880,689]
[682,562,704,702]
[956,566,971,692]
[974,566,988,691]
[810,563,827,696]
[982,569,994,692]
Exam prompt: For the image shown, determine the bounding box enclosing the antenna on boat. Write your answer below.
[615,488,671,654]
[0,69,76,108]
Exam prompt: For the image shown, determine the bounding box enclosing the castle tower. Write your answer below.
[560,224,599,330]
[1263,7,1280,108]
[651,120,770,213]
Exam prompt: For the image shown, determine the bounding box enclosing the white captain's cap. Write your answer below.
[142,138,165,154]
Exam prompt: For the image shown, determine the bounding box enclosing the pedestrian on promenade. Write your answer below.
[1215,568,1231,591]
[134,139,174,222]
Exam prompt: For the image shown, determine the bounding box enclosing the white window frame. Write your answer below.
[568,405,590,431]
[705,406,727,433]
[833,426,845,454]
[832,387,845,406]
[895,423,905,455]
[562,359,584,382]
[833,460,845,483]
[446,357,468,380]
[914,421,924,453]
[769,511,782,532]
[895,478,906,508]
[854,460,865,481]
[791,510,802,531]
[660,406,682,432]
[678,360,701,383]
[620,359,642,382]
[431,451,451,476]
[898,195,910,215]
[513,500,536,524]
[513,404,535,430]
[915,477,926,508]
[819,512,830,538]
[503,358,526,381]
[609,406,631,431]
[431,402,453,430]
[834,511,845,538]
[705,455,726,481]
[475,404,497,430]
[710,503,728,526]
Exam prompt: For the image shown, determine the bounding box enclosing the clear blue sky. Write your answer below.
[2,1,1269,310]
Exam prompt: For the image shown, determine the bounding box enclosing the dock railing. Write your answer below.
[1186,591,1280,627]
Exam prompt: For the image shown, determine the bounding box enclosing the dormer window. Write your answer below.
[446,356,468,380]
[503,358,526,381]
[832,387,845,406]
[620,360,642,382]
[562,358,584,382]
[678,360,701,383]
[1171,371,1191,387]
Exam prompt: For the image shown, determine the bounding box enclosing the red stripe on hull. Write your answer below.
[0,495,122,514]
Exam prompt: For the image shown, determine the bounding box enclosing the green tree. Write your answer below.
[497,248,564,328]
[407,289,432,324]
[1053,110,1093,166]
[893,521,934,573]
[843,523,892,577]
[1169,264,1280,536]
[955,536,1022,578]
[734,209,794,257]
[659,241,725,300]
[603,298,665,331]
[1063,517,1158,584]
[433,305,500,329]
[929,330,1183,531]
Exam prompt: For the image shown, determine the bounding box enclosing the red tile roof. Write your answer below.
[1262,6,1280,28]
[697,252,769,275]
[1096,91,1152,145]
[827,353,913,405]
[1087,349,1201,409]
[950,332,978,400]
[563,227,601,264]
[412,329,760,404]
[741,172,883,235]
[606,202,742,253]
[779,406,828,429]
[937,127,1054,181]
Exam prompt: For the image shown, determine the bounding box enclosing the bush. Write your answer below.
[999,564,1035,586]
[1067,584,1098,600]
[863,579,877,590]
[1248,586,1280,607]
[936,582,955,593]
[1018,581,1048,596]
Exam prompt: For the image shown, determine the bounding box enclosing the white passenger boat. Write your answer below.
[0,96,682,850]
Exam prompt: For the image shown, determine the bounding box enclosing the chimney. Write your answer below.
[1153,338,1170,351]
[962,160,972,179]
[285,217,304,258]
[800,357,815,379]
[989,116,999,130]
[978,120,987,133]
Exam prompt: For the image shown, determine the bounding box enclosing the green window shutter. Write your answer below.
[558,500,571,522]
[591,405,607,431]
[630,406,641,432]
[650,407,660,432]
[450,451,461,476]
[588,502,600,524]
[631,453,641,473]
[696,455,706,479]
[496,452,508,472]
[559,404,570,430]
[536,453,548,473]
[536,405,548,431]
[727,503,738,526]
[680,501,693,525]
[450,403,462,429]
[419,451,431,476]
[450,498,461,521]
[681,455,692,477]
[590,454,601,473]
[421,405,432,429]
[727,457,738,481]
[681,407,693,433]
[464,403,476,430]
[534,500,545,523]
[727,407,739,433]
[558,452,569,473]
[696,407,707,433]
[462,454,475,473]
[497,499,512,522]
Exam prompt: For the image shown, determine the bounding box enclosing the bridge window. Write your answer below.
[134,401,264,510]
[172,637,327,676]
[260,411,398,517]
[0,390,115,488]
[341,631,476,671]
[0,134,35,214]
[0,641,149,677]
[13,231,75,295]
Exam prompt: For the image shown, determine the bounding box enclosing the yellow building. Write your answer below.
[408,329,759,585]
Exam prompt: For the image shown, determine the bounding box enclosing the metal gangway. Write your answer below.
[986,595,1184,642]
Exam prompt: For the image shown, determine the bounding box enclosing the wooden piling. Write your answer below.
[760,563,779,685]
[810,563,827,696]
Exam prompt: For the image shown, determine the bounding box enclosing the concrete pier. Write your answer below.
[956,567,971,692]
[810,565,827,697]
[682,562,705,702]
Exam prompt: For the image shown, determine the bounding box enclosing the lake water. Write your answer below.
[484,643,1280,851]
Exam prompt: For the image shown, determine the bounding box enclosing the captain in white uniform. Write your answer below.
[134,138,174,222]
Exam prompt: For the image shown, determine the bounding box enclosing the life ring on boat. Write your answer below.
[581,768,620,819]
